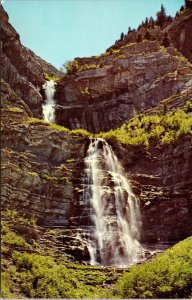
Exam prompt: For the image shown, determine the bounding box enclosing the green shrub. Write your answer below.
[62,60,80,75]
[71,128,92,137]
[2,231,32,249]
[97,106,192,147]
[9,251,106,298]
[80,86,90,96]
[42,174,69,183]
[79,64,100,72]
[44,73,60,82]
[114,237,192,298]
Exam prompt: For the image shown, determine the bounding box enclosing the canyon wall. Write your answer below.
[1,5,192,262]
[55,42,192,133]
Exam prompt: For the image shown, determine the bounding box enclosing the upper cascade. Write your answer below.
[84,138,144,266]
[42,80,56,123]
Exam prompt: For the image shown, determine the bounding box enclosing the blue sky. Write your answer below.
[2,0,184,69]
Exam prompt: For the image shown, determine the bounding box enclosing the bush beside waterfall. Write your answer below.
[98,103,192,147]
[113,236,192,298]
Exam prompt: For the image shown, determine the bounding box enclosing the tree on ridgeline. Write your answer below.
[149,17,155,29]
[128,26,132,34]
[136,34,143,43]
[161,32,170,48]
[144,30,150,40]
[144,17,149,28]
[156,4,167,28]
[167,15,173,22]
[120,32,125,41]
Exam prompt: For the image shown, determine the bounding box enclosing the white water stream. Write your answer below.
[42,80,56,123]
[84,138,144,266]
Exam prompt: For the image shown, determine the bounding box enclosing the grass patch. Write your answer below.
[41,174,70,183]
[121,42,137,49]
[4,107,24,113]
[27,118,92,138]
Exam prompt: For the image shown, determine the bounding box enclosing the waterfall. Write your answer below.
[84,138,144,266]
[42,80,56,123]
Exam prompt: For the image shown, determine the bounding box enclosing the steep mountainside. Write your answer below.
[107,8,192,63]
[56,41,192,132]
[1,7,62,117]
[167,9,192,63]
[1,4,192,297]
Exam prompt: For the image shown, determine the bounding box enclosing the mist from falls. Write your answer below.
[42,80,56,123]
[84,138,144,266]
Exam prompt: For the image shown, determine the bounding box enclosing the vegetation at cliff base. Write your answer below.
[1,210,117,298]
[113,236,192,298]
[98,103,192,147]
[2,210,192,299]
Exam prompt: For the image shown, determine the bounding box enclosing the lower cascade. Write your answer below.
[42,80,56,123]
[84,138,144,266]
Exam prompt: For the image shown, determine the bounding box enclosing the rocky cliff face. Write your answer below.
[1,6,62,118]
[2,94,192,261]
[55,40,192,132]
[111,137,192,247]
[107,8,192,63]
[1,5,192,263]
[167,9,192,63]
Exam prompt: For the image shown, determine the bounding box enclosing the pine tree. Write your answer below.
[167,15,173,22]
[144,17,149,28]
[136,34,143,43]
[128,26,131,34]
[137,24,142,31]
[149,17,155,29]
[156,4,167,28]
[161,32,170,48]
[144,30,150,40]
[120,32,124,41]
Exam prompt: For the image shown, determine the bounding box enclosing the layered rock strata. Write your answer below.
[55,41,192,132]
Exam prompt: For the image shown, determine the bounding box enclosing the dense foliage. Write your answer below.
[114,236,192,298]
[2,212,192,299]
[1,210,116,298]
[98,104,192,147]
